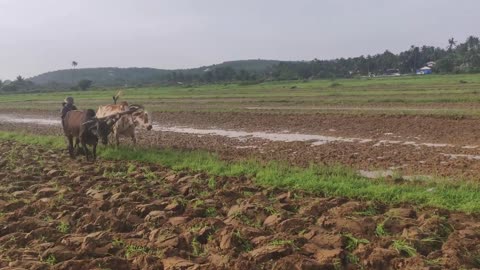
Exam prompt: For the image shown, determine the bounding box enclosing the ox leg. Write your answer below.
[82,143,91,161]
[115,131,120,147]
[74,138,83,155]
[67,136,75,158]
[92,143,97,161]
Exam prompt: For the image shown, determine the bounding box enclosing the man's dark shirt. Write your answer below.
[61,103,78,119]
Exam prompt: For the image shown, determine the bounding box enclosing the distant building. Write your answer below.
[416,66,432,75]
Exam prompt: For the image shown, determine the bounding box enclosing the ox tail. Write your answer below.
[113,90,124,104]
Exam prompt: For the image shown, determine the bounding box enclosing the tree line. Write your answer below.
[1,35,479,93]
[162,36,480,83]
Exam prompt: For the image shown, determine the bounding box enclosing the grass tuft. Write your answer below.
[343,233,370,251]
[392,239,417,257]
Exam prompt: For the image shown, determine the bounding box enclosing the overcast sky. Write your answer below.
[0,0,478,80]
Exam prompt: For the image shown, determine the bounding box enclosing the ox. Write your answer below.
[62,109,120,161]
[97,101,152,146]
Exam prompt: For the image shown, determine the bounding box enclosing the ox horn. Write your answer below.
[129,104,144,111]
[81,118,98,126]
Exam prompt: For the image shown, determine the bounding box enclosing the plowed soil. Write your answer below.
[1,141,480,269]
[2,110,480,178]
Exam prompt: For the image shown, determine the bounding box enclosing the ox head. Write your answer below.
[82,114,120,145]
[132,110,153,131]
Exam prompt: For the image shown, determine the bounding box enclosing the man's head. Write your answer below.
[64,97,74,105]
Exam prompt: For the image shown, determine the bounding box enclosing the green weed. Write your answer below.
[375,218,389,237]
[233,230,253,252]
[207,177,216,189]
[425,258,442,266]
[269,239,294,246]
[43,254,57,265]
[392,239,417,257]
[125,245,148,258]
[112,238,125,248]
[346,253,360,264]
[354,205,378,216]
[56,221,69,234]
[343,233,370,251]
[127,163,136,174]
[191,237,207,257]
[205,207,217,217]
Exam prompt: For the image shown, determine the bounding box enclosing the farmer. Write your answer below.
[61,97,78,126]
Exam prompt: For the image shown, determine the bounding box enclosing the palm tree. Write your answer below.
[71,61,78,85]
[448,38,457,52]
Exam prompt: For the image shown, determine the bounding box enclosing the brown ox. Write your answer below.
[62,109,117,161]
[96,101,153,146]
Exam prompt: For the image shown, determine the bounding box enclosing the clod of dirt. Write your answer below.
[162,257,198,270]
[248,245,292,263]
[35,187,58,198]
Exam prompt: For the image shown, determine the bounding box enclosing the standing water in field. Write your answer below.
[0,115,59,126]
[0,113,466,149]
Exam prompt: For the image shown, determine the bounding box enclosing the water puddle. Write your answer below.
[358,169,433,181]
[0,115,59,126]
[235,145,258,149]
[0,114,469,149]
[441,153,480,160]
[358,170,395,179]
[374,140,453,148]
[152,125,371,145]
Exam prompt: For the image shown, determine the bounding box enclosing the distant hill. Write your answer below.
[211,59,281,72]
[28,59,281,87]
[29,67,170,86]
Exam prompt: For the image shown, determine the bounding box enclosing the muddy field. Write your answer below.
[2,111,480,179]
[2,141,480,269]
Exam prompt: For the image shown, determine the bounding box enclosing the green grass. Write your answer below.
[125,245,148,258]
[42,254,57,265]
[343,233,370,251]
[392,240,417,257]
[3,74,480,116]
[375,218,389,237]
[56,221,69,234]
[2,131,480,213]
[269,239,295,247]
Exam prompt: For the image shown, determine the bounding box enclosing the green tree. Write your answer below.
[77,79,92,90]
[448,38,457,52]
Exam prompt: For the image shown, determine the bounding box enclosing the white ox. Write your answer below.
[96,101,153,146]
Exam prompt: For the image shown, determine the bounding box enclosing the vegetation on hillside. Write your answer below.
[270,36,480,80]
[1,36,479,93]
